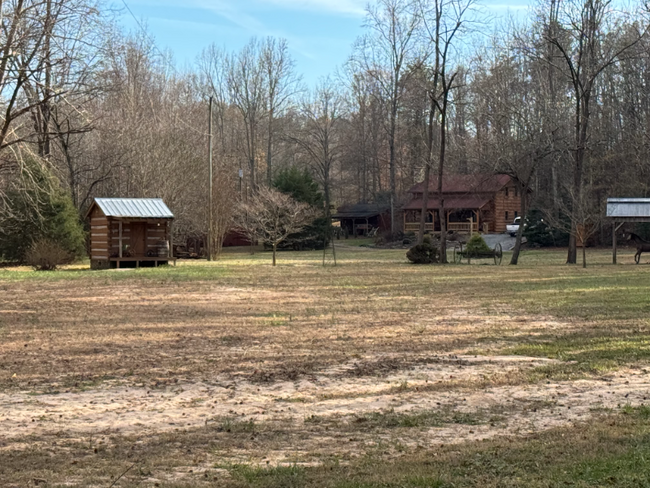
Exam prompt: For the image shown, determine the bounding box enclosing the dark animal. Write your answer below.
[627,232,650,264]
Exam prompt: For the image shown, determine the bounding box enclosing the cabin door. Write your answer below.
[130,222,147,256]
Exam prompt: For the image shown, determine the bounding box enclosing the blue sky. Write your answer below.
[117,0,531,87]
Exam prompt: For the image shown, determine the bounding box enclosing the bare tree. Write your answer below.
[261,37,302,185]
[417,0,475,262]
[228,38,266,191]
[234,187,315,266]
[290,79,344,223]
[538,0,647,263]
[544,183,602,268]
[353,0,423,232]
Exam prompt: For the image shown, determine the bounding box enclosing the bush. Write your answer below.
[25,239,71,271]
[406,242,439,264]
[523,209,569,247]
[465,234,492,254]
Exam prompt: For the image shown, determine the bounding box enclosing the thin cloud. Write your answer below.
[261,0,367,16]
[485,3,530,10]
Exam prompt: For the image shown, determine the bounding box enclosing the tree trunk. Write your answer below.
[417,100,436,245]
[510,181,528,265]
[272,242,277,266]
[582,240,586,268]
[267,110,274,185]
[388,99,398,234]
[417,164,431,245]
[438,96,449,264]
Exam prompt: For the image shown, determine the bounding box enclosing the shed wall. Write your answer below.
[90,207,109,261]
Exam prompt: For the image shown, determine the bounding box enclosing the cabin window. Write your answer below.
[515,211,518,218]
[505,211,509,221]
[505,187,509,197]
[514,186,519,197]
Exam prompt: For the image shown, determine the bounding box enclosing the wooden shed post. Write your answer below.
[612,221,617,264]
[612,222,624,264]
[118,220,123,258]
[169,220,173,259]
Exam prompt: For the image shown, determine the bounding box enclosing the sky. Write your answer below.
[116,0,531,87]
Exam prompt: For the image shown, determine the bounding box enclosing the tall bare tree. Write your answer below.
[353,0,423,232]
[538,0,647,263]
[417,0,474,262]
[228,38,266,191]
[261,37,301,185]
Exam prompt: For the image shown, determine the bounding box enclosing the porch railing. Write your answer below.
[404,222,434,232]
[404,222,480,233]
[447,222,480,233]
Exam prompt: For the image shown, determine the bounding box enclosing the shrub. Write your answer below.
[406,242,439,264]
[25,239,71,271]
[465,234,492,255]
[524,209,570,247]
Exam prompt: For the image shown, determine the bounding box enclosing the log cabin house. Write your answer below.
[86,198,176,269]
[403,174,524,234]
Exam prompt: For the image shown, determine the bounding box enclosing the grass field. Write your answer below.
[2,243,650,487]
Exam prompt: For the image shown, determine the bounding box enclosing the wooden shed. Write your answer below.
[607,198,650,264]
[86,198,176,269]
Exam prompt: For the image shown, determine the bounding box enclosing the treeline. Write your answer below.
[1,0,649,263]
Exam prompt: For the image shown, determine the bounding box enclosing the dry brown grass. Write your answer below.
[1,245,650,486]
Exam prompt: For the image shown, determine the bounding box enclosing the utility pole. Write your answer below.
[207,96,214,261]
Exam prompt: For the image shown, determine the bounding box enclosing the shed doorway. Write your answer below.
[130,222,146,256]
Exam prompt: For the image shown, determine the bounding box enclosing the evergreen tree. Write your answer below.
[272,167,329,250]
[0,158,86,262]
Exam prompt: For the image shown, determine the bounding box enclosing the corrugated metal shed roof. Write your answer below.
[607,198,650,218]
[94,198,174,218]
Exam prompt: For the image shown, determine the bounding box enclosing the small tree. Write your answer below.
[544,184,602,268]
[234,187,315,266]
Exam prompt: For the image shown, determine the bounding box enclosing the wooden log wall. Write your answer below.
[493,184,522,233]
[90,208,109,260]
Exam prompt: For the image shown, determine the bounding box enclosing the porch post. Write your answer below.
[169,220,173,258]
[118,220,123,258]
[612,221,617,264]
[612,221,624,264]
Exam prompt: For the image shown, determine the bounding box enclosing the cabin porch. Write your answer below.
[403,208,482,234]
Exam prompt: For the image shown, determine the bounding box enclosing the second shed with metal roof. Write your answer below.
[86,198,176,269]
[607,198,650,264]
